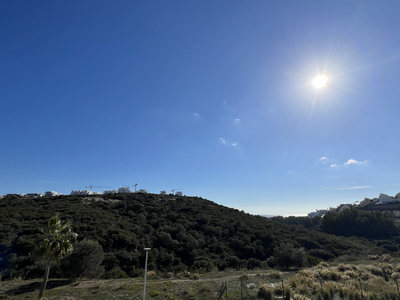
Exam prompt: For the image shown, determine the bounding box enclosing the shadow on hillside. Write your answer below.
[3,279,73,296]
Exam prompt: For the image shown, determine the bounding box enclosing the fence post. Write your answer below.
[358,277,363,299]
[240,279,243,300]
[395,278,400,298]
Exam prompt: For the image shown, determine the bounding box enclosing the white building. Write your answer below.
[308,209,328,218]
[25,193,43,198]
[104,190,118,194]
[376,193,398,205]
[137,189,147,194]
[44,191,61,197]
[160,190,167,195]
[176,191,183,196]
[118,187,131,193]
[338,204,351,213]
[359,198,374,207]
[70,190,93,196]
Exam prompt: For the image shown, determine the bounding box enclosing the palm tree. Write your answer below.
[37,215,77,300]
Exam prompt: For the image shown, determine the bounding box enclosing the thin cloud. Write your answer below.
[192,112,201,119]
[328,185,373,190]
[319,156,329,164]
[219,137,239,147]
[219,137,227,144]
[234,118,241,123]
[319,156,368,168]
[344,158,368,165]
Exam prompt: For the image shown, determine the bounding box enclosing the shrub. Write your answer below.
[268,243,306,269]
[268,270,282,279]
[337,264,353,272]
[147,270,157,278]
[309,249,335,260]
[101,267,128,279]
[258,284,273,300]
[62,239,104,279]
[318,269,341,281]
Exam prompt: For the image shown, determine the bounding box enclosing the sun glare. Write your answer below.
[312,75,328,89]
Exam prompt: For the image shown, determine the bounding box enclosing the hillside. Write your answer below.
[0,193,381,279]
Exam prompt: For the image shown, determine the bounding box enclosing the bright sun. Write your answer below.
[312,75,328,89]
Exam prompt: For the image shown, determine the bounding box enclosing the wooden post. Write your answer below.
[358,277,363,299]
[281,279,285,298]
[395,278,400,297]
[225,280,228,300]
[240,279,243,300]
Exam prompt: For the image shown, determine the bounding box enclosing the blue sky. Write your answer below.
[2,1,400,215]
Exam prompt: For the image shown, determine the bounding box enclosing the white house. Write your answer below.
[376,193,398,205]
[118,187,131,193]
[44,191,60,197]
[308,209,328,218]
[104,190,117,194]
[70,190,93,196]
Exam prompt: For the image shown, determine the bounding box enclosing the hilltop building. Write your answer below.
[104,190,117,194]
[118,187,131,193]
[376,193,398,205]
[44,191,60,197]
[70,190,93,196]
[25,193,43,198]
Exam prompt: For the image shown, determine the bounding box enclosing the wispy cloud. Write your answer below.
[219,137,227,144]
[219,137,238,147]
[319,156,328,164]
[344,158,368,165]
[318,156,368,168]
[327,185,373,190]
[234,118,241,123]
[192,112,201,119]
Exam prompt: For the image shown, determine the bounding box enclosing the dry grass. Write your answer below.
[3,261,400,299]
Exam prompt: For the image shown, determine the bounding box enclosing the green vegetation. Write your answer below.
[0,194,383,281]
[321,209,400,240]
[272,208,400,240]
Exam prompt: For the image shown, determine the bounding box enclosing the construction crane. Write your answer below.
[122,184,139,192]
[171,188,182,194]
[85,185,112,191]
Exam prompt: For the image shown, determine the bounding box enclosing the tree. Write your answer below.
[62,239,104,279]
[268,242,305,270]
[37,215,77,300]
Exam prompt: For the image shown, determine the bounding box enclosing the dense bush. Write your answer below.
[321,209,400,240]
[268,243,306,269]
[62,239,104,279]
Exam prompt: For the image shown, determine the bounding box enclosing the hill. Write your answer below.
[0,193,381,279]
